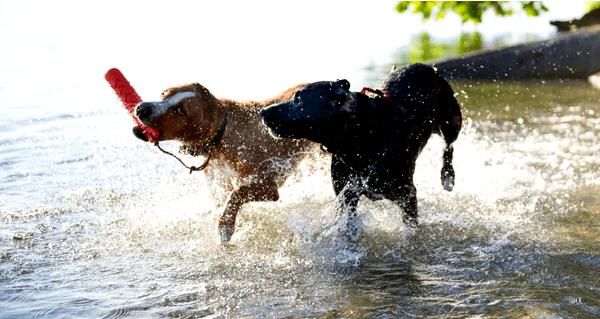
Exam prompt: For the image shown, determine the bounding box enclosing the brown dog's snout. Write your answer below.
[132,126,149,142]
[135,102,154,123]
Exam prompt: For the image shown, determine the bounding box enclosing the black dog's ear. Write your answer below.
[331,80,356,113]
[335,79,351,91]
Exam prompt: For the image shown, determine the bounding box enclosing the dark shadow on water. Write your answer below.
[340,259,425,317]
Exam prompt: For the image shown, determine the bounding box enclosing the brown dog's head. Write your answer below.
[134,83,221,143]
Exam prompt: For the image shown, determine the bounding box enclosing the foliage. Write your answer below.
[396,1,549,24]
[587,1,600,11]
[406,32,483,63]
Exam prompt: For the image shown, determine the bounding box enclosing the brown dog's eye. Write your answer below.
[174,105,186,116]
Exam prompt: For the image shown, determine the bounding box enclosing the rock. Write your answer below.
[432,26,600,80]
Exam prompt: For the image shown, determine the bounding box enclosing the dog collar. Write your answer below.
[360,87,391,100]
[180,113,228,157]
[203,112,228,153]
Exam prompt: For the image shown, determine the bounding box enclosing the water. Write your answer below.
[3,76,600,318]
[2,2,600,317]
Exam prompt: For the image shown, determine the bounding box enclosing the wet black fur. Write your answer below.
[261,63,462,229]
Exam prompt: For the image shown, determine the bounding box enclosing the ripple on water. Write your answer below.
[102,307,135,319]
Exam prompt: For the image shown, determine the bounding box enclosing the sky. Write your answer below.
[0,0,589,107]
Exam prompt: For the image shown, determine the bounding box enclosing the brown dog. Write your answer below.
[134,83,311,242]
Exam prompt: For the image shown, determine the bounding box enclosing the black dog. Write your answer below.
[260,63,462,232]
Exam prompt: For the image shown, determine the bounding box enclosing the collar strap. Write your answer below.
[155,112,228,174]
[156,142,210,174]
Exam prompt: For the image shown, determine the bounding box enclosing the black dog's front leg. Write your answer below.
[334,184,361,242]
[331,155,362,242]
[394,183,418,227]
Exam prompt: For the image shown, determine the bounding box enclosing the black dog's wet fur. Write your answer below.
[261,63,462,231]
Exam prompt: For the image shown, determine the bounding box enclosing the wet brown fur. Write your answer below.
[147,83,311,240]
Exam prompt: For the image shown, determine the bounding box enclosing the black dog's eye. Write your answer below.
[333,94,346,106]
[174,105,186,116]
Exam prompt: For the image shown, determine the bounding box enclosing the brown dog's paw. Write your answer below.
[218,225,234,244]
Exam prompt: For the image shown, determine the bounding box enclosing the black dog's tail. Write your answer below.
[384,63,462,191]
[435,73,462,192]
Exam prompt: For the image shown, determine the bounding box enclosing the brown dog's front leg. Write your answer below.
[218,179,279,243]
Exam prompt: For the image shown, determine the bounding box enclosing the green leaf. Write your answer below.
[395,2,411,13]
[586,1,600,12]
[395,1,550,24]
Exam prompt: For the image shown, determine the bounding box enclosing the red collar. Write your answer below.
[360,87,391,100]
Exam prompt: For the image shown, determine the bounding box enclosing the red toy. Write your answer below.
[105,68,160,142]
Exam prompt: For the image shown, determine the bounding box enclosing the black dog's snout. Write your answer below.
[136,102,154,122]
[260,106,278,124]
[260,104,285,121]
[259,107,271,118]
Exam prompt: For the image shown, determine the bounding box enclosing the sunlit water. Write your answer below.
[2,4,600,316]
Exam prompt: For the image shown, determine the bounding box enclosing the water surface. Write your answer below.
[1,3,599,316]
[2,74,599,317]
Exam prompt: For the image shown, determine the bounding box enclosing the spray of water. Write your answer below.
[2,81,600,317]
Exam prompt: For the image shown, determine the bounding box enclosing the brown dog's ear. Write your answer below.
[192,83,212,101]
[192,83,209,94]
[335,79,350,91]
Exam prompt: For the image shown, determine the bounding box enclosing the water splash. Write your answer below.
[2,81,600,317]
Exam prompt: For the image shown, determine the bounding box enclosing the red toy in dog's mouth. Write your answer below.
[104,68,160,143]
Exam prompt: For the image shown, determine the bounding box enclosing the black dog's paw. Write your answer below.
[441,165,455,191]
[132,126,148,142]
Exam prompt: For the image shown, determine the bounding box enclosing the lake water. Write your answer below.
[2,2,600,318]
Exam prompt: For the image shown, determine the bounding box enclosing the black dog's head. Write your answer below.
[260,79,355,144]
